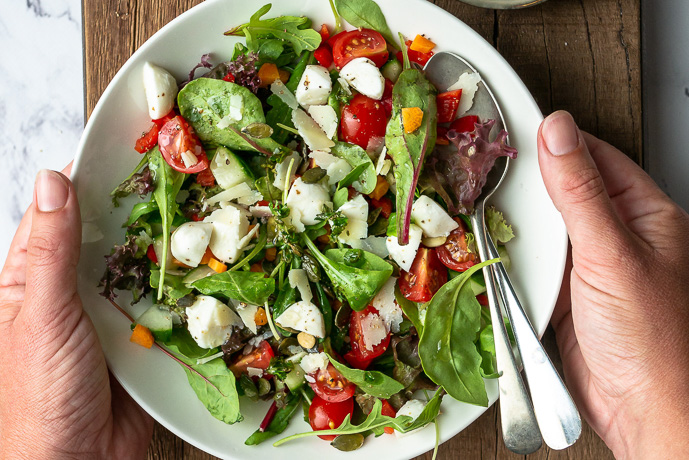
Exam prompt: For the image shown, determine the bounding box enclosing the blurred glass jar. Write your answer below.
[458,0,548,8]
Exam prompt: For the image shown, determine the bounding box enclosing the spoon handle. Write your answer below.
[487,236,582,449]
[470,207,542,455]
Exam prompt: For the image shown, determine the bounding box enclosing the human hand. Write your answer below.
[538,111,689,458]
[0,167,153,458]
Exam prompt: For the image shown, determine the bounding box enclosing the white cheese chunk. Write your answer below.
[447,71,481,117]
[395,399,428,438]
[360,310,388,351]
[411,195,459,238]
[275,300,326,338]
[340,57,385,100]
[372,277,403,333]
[170,222,212,268]
[307,105,338,139]
[235,302,259,334]
[203,206,249,263]
[295,65,332,107]
[337,195,369,245]
[310,150,352,185]
[273,152,301,191]
[299,352,330,374]
[285,177,332,226]
[292,108,335,152]
[338,194,369,221]
[386,224,423,272]
[288,268,313,303]
[143,62,177,119]
[186,295,243,349]
[247,367,264,378]
[206,183,255,206]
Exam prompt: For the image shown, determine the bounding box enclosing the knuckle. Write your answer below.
[26,231,64,267]
[560,166,606,205]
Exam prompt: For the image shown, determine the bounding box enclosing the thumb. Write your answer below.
[20,170,82,330]
[538,111,626,254]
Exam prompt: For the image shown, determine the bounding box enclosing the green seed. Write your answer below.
[331,433,365,451]
[301,167,327,184]
[241,123,274,139]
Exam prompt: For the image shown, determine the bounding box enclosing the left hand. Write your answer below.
[0,166,153,458]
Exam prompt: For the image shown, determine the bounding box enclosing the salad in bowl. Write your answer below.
[97,0,527,454]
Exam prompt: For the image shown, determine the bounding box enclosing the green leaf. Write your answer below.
[385,69,438,244]
[333,187,349,210]
[126,200,158,226]
[165,327,219,360]
[407,388,445,431]
[149,270,193,302]
[303,235,393,311]
[486,206,515,244]
[226,4,322,55]
[328,355,404,398]
[333,0,397,47]
[315,283,334,337]
[418,260,498,406]
[245,393,302,445]
[178,78,287,156]
[394,284,422,335]
[330,141,377,194]
[148,147,185,300]
[191,271,275,305]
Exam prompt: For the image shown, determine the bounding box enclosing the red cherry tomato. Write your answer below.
[396,40,434,67]
[449,115,480,134]
[309,363,356,403]
[381,400,397,434]
[146,244,158,264]
[331,29,389,68]
[134,112,174,153]
[437,89,463,124]
[196,167,216,187]
[309,396,354,441]
[381,78,394,117]
[222,72,235,83]
[369,196,392,218]
[399,248,448,303]
[229,340,274,377]
[476,294,489,306]
[158,115,210,174]
[314,45,333,68]
[343,305,391,369]
[340,94,387,150]
[436,217,478,272]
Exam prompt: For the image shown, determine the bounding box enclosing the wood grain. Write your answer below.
[83,0,640,458]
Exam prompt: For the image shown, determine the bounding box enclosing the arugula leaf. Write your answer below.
[333,0,397,47]
[177,78,287,156]
[327,355,404,398]
[315,283,334,337]
[245,393,303,445]
[330,141,377,194]
[407,388,445,431]
[418,260,498,406]
[303,235,393,311]
[148,147,185,300]
[191,271,275,305]
[126,200,158,227]
[225,4,321,55]
[385,69,438,244]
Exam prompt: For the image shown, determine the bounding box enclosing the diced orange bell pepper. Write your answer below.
[254,307,268,326]
[130,324,154,349]
[250,263,263,273]
[278,69,290,83]
[368,175,390,201]
[410,35,436,54]
[200,247,214,265]
[265,247,277,262]
[402,107,424,133]
[258,63,281,87]
[208,257,228,273]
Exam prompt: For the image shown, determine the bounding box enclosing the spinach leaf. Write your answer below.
[303,235,392,312]
[328,355,404,398]
[385,69,437,244]
[315,283,334,337]
[165,327,219,360]
[418,260,497,406]
[265,52,314,144]
[394,284,422,334]
[149,270,193,302]
[225,4,321,55]
[245,393,302,445]
[165,342,242,424]
[330,141,377,194]
[333,187,349,210]
[126,200,158,227]
[333,0,397,47]
[148,147,185,300]
[178,78,287,156]
[191,271,275,305]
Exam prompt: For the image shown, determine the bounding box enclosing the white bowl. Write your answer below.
[72,0,567,458]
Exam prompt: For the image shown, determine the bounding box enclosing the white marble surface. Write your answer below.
[0,0,84,267]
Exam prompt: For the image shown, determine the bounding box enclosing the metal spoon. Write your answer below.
[424,51,580,452]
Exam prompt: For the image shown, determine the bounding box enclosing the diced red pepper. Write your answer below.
[370,196,393,218]
[449,115,480,134]
[190,213,203,222]
[436,126,450,145]
[133,111,174,154]
[381,400,397,434]
[222,72,235,83]
[319,24,330,41]
[257,200,269,206]
[196,167,215,187]
[396,40,434,67]
[476,294,489,306]
[436,89,463,124]
[314,45,333,68]
[146,244,158,264]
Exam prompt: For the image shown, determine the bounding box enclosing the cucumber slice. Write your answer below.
[209,146,255,190]
[182,265,216,285]
[135,305,173,342]
[284,364,306,392]
[381,59,402,83]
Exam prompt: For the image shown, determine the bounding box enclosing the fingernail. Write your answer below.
[542,111,580,156]
[35,170,69,212]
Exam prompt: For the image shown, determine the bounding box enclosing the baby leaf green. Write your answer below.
[330,141,377,194]
[333,0,397,47]
[327,354,404,398]
[191,271,275,305]
[245,393,302,445]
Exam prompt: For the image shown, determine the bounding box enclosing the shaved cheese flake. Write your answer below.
[270,79,298,109]
[206,182,254,205]
[447,71,481,117]
[373,277,403,333]
[292,108,335,152]
[360,311,388,351]
[299,352,329,374]
[288,268,313,303]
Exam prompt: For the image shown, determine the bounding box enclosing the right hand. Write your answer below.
[538,111,689,458]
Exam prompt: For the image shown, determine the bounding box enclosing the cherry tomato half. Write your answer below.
[158,115,210,174]
[340,94,387,151]
[369,196,393,219]
[436,217,478,272]
[229,340,274,377]
[344,305,391,369]
[381,400,397,434]
[309,363,356,403]
[134,112,174,153]
[195,167,216,187]
[309,395,354,441]
[331,29,389,68]
[399,247,448,303]
[449,115,480,134]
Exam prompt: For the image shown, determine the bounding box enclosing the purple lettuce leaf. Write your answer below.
[423,119,517,215]
[111,166,155,207]
[179,53,213,89]
[99,233,151,304]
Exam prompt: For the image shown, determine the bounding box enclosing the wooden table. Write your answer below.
[84,0,640,458]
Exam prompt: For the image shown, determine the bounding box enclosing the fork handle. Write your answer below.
[487,236,582,449]
[471,208,542,454]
